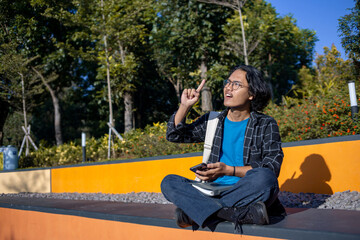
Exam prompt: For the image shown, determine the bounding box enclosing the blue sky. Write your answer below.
[266,0,355,60]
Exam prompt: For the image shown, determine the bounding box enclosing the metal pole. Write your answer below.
[108,127,112,159]
[107,122,123,140]
[348,81,359,121]
[82,132,86,162]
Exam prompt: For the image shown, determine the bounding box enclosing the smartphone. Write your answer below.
[190,163,208,173]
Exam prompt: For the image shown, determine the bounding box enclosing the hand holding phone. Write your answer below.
[190,163,208,173]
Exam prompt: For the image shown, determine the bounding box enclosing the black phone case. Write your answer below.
[190,163,208,172]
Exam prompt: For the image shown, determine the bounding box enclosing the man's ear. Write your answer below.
[249,95,254,101]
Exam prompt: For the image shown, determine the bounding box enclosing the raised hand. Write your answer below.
[174,79,206,126]
[180,79,206,108]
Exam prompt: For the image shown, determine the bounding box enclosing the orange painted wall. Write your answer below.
[52,156,202,194]
[278,140,360,194]
[51,139,360,195]
[0,207,283,240]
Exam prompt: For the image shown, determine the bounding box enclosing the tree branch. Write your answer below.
[196,0,238,10]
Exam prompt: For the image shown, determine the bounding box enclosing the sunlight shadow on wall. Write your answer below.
[280,154,333,194]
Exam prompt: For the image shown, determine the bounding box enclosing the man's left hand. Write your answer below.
[195,162,232,181]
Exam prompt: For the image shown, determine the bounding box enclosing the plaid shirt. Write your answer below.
[166,109,283,177]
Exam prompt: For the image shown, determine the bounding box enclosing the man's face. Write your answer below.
[223,70,253,109]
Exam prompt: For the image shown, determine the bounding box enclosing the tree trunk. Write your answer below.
[52,94,63,145]
[175,79,182,103]
[124,92,133,133]
[0,99,9,146]
[32,67,63,145]
[200,60,213,112]
[102,0,114,128]
[166,75,182,103]
[20,73,29,155]
[237,0,248,65]
[265,53,274,100]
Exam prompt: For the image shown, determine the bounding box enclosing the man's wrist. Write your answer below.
[226,165,234,176]
[179,103,192,111]
[175,104,191,126]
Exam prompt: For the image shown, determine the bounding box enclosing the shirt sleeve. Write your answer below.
[166,112,208,143]
[250,118,283,177]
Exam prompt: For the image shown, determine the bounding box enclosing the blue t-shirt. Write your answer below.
[214,116,248,185]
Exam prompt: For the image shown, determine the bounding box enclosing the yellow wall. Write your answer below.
[0,169,50,194]
[2,138,359,195]
[52,157,202,194]
[52,140,360,195]
[278,140,360,194]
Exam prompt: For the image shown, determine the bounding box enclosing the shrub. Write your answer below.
[18,122,203,168]
[264,45,360,142]
[265,96,359,142]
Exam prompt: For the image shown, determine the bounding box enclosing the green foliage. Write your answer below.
[19,122,203,168]
[17,43,360,169]
[151,0,230,101]
[122,122,203,158]
[208,0,318,102]
[265,97,359,142]
[1,0,357,157]
[265,45,360,142]
[2,112,26,146]
[338,1,360,65]
[93,0,155,95]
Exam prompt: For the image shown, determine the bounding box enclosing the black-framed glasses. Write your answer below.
[223,79,248,90]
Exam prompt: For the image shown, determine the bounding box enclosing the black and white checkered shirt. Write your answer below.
[166,109,283,177]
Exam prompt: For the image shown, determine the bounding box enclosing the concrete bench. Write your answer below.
[1,135,360,239]
[1,196,359,240]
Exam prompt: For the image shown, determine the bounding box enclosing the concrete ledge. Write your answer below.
[0,169,51,194]
[1,135,359,194]
[0,196,359,240]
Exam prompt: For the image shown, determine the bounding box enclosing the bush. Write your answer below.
[265,96,359,142]
[264,45,360,142]
[17,96,359,169]
[14,45,360,169]
[18,122,203,168]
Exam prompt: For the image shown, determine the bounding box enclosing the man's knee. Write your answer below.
[246,168,278,189]
[161,174,184,193]
[161,174,175,192]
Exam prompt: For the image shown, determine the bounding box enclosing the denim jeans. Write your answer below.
[161,167,279,229]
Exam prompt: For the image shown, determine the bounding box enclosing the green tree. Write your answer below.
[0,41,25,145]
[338,0,360,78]
[267,45,358,142]
[152,0,230,113]
[218,0,317,100]
[0,0,96,146]
[197,0,250,64]
[288,45,353,101]
[152,0,199,103]
[0,2,44,145]
[82,0,155,133]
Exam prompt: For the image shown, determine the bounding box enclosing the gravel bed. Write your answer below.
[1,191,359,211]
[278,191,360,210]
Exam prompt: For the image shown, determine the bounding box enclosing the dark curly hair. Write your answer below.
[228,65,271,112]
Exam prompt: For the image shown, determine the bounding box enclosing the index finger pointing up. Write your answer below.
[196,79,206,92]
